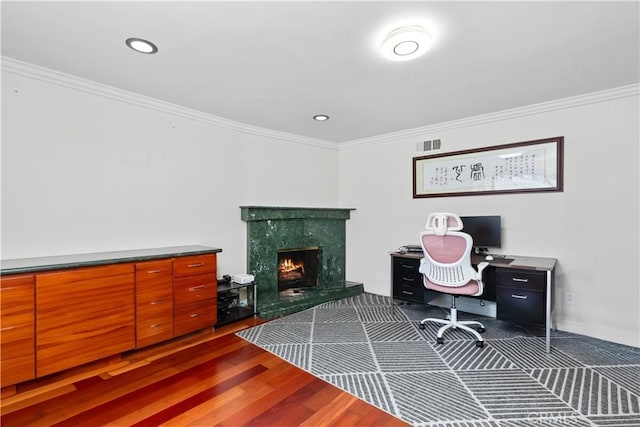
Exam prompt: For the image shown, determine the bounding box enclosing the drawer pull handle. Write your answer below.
[150,323,162,328]
[188,285,205,292]
[147,269,165,274]
[187,263,205,268]
[402,277,415,282]
[0,326,16,331]
[402,290,414,295]
[150,299,169,305]
[190,313,201,318]
[400,264,413,269]
[511,294,528,300]
[512,278,529,283]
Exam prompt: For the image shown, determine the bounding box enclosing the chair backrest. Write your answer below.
[419,213,484,293]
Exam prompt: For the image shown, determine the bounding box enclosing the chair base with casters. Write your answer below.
[418,295,486,348]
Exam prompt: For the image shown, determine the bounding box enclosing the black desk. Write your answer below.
[390,251,557,353]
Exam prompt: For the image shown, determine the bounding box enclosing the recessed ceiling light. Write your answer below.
[381,26,432,61]
[125,38,158,54]
[313,114,330,121]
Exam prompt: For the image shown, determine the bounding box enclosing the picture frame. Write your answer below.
[413,136,563,198]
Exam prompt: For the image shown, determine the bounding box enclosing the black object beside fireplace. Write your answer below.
[277,246,319,295]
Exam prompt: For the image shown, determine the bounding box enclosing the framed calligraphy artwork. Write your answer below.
[413,136,563,198]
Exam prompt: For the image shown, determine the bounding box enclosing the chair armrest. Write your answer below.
[476,261,489,277]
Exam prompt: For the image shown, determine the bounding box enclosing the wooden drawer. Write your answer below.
[135,260,173,305]
[1,274,35,387]
[136,305,174,348]
[36,264,135,377]
[174,300,217,336]
[173,254,216,278]
[135,260,174,348]
[496,286,545,324]
[496,269,545,292]
[174,274,217,306]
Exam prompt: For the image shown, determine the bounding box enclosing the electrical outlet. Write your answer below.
[565,291,576,305]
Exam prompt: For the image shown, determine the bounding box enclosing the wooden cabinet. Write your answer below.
[0,274,35,387]
[0,246,221,387]
[35,264,135,377]
[135,260,174,348]
[173,254,217,336]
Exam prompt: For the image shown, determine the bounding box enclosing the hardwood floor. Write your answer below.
[1,318,408,426]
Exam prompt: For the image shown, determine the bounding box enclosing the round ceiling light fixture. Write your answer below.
[125,38,158,54]
[313,114,330,121]
[381,25,432,61]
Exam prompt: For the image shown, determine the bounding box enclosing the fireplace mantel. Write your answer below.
[240,206,363,318]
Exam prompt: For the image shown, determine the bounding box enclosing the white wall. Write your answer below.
[3,67,639,348]
[1,70,340,277]
[340,95,639,347]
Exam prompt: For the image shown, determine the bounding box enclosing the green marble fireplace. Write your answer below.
[240,206,364,318]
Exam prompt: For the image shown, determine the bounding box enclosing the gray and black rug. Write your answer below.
[237,294,640,426]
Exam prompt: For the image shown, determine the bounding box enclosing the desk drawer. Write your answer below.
[496,269,545,292]
[392,256,424,303]
[392,257,422,282]
[496,286,545,324]
[393,282,424,303]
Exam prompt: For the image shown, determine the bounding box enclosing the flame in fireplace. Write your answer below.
[279,257,305,280]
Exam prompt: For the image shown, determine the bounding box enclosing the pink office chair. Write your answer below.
[418,212,489,347]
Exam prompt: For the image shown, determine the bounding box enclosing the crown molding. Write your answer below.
[3,57,637,152]
[1,56,340,150]
[341,83,640,150]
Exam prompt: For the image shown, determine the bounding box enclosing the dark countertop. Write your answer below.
[1,245,223,275]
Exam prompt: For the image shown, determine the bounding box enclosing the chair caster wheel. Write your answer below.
[419,323,426,330]
[436,337,444,345]
[475,340,484,348]
[477,327,486,333]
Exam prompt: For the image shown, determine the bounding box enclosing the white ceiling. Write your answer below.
[2,1,638,144]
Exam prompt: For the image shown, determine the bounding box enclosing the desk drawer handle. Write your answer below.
[188,285,205,292]
[0,326,16,331]
[190,313,202,318]
[150,323,163,328]
[402,277,415,282]
[512,278,529,283]
[147,269,165,274]
[511,294,528,300]
[187,263,205,268]
[400,264,414,269]
[150,299,169,305]
[402,290,414,295]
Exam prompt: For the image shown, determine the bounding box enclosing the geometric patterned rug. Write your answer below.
[237,293,640,426]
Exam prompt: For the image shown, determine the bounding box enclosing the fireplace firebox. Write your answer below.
[277,247,319,295]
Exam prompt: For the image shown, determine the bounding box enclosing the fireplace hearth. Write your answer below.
[241,206,364,318]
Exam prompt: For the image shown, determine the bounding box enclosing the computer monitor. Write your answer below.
[460,215,501,252]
